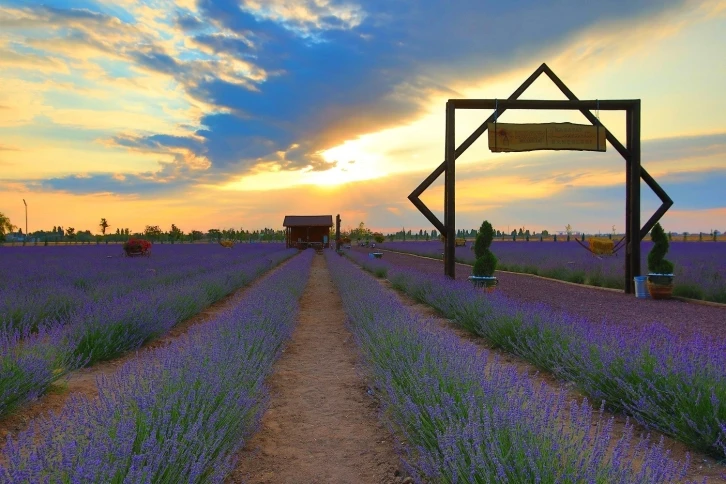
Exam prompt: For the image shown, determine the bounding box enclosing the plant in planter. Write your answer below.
[468,220,498,291]
[123,238,152,257]
[647,222,674,299]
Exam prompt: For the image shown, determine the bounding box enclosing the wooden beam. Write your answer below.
[444,101,456,279]
[625,110,633,293]
[629,102,642,287]
[541,65,631,160]
[407,63,550,239]
[639,167,674,240]
[449,99,640,110]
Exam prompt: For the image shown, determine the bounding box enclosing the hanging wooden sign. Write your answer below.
[487,122,606,152]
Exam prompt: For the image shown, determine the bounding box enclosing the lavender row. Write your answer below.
[0,244,283,334]
[326,251,693,482]
[352,249,726,460]
[381,241,726,302]
[0,249,312,482]
[0,247,297,417]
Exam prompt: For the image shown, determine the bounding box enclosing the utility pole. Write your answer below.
[22,199,27,244]
[335,214,341,251]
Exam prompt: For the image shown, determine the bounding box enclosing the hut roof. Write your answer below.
[283,215,333,227]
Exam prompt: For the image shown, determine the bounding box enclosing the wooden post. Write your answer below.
[629,101,642,287]
[625,108,633,293]
[335,214,341,251]
[444,101,456,279]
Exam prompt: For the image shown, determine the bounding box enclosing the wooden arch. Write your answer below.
[408,63,673,293]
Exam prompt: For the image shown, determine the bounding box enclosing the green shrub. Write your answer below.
[472,220,497,277]
[647,222,674,274]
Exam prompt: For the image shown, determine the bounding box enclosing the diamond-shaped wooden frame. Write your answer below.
[408,63,673,293]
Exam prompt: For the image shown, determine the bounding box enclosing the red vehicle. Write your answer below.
[123,238,152,257]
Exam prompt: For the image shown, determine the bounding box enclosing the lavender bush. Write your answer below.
[0,245,296,417]
[382,241,726,303]
[0,244,284,333]
[386,267,726,460]
[0,249,312,482]
[326,251,695,482]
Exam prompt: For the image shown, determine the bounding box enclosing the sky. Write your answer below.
[0,0,725,235]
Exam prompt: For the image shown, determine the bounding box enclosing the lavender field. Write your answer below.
[0,249,313,481]
[1,242,723,482]
[327,250,707,482]
[382,240,726,303]
[0,243,296,416]
[343,248,726,462]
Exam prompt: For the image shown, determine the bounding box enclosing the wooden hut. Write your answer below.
[283,215,333,249]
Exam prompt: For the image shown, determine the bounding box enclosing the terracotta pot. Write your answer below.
[647,281,673,300]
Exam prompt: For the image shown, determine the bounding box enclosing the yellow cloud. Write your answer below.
[0,141,161,179]
[41,107,185,133]
[0,78,49,126]
[242,0,366,31]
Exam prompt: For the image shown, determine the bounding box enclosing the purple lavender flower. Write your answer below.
[0,249,313,482]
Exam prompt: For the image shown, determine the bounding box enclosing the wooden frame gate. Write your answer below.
[408,63,673,293]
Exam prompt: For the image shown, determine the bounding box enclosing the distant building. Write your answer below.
[283,215,333,249]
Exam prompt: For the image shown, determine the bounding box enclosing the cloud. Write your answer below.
[36,172,193,196]
[2,0,721,208]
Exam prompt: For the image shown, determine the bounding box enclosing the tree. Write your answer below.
[541,229,549,237]
[99,218,109,235]
[207,229,221,241]
[66,227,75,238]
[0,212,16,239]
[565,224,573,236]
[373,232,385,244]
[144,225,162,240]
[169,224,183,242]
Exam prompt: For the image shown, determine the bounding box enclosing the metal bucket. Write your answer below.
[634,276,649,298]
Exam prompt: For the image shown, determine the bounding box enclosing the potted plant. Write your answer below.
[468,220,498,291]
[646,222,674,299]
[123,238,152,257]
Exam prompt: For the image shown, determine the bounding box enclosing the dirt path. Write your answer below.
[229,253,403,484]
[0,257,295,447]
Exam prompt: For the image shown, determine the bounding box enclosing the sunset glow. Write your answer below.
[1,0,724,235]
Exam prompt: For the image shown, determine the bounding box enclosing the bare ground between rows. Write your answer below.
[367,248,726,342]
[0,256,296,448]
[229,253,403,484]
[353,253,725,481]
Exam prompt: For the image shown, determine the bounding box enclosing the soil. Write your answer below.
[0,258,295,447]
[229,253,403,484]
[372,248,726,342]
[370,263,726,482]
